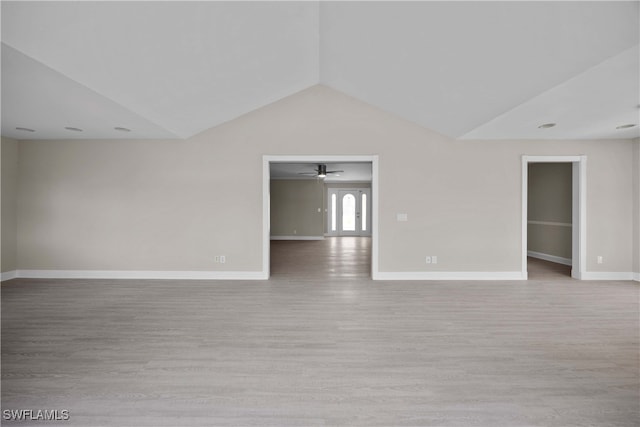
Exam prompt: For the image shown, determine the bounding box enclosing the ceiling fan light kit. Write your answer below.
[298,164,344,179]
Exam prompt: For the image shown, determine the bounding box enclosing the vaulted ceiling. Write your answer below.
[2,1,638,141]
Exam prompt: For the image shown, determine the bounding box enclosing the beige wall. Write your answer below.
[634,138,640,276]
[528,163,572,260]
[13,85,637,274]
[270,180,324,237]
[2,137,19,273]
[269,180,372,237]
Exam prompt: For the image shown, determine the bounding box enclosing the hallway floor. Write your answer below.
[527,256,573,280]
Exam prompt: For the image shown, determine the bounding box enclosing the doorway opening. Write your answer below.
[263,155,379,280]
[527,162,572,279]
[522,156,586,280]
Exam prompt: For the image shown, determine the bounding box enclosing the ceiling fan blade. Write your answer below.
[326,170,344,174]
[298,172,318,175]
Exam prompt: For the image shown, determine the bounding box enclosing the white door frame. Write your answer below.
[263,155,379,279]
[522,155,587,280]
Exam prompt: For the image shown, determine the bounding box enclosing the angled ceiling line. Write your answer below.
[1,1,638,141]
[460,44,640,140]
[1,42,184,140]
[1,1,321,140]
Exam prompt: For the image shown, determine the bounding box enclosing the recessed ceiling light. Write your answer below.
[16,127,35,132]
[114,127,131,132]
[615,124,636,129]
[538,123,556,129]
[64,127,83,132]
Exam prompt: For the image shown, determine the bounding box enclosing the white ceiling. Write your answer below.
[320,1,639,140]
[2,1,639,141]
[1,1,319,139]
[270,163,372,182]
[2,44,179,139]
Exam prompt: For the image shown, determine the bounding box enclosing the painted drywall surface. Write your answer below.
[17,137,265,271]
[634,139,640,275]
[1,137,19,273]
[527,224,572,260]
[270,180,323,237]
[527,163,572,260]
[15,86,636,274]
[586,143,634,273]
[528,163,572,223]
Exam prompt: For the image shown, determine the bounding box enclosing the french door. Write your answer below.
[328,188,371,236]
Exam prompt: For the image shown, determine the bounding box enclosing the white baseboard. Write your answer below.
[270,236,324,241]
[1,270,18,282]
[581,272,635,281]
[373,271,525,281]
[9,270,268,280]
[527,251,572,266]
[8,269,635,282]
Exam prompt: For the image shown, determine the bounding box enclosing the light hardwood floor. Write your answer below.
[527,257,572,281]
[271,237,372,280]
[2,238,638,426]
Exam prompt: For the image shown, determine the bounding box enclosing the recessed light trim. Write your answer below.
[64,127,83,132]
[16,127,35,132]
[538,123,556,129]
[615,124,636,129]
[114,127,131,132]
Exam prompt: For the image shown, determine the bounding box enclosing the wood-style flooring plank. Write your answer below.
[1,238,638,426]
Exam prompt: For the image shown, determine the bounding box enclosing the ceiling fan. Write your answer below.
[298,164,343,178]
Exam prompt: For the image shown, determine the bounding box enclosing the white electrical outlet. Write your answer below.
[220,255,226,264]
[214,256,220,263]
[426,256,431,264]
[432,256,437,264]
[597,256,603,264]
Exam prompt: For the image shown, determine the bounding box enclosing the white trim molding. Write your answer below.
[7,269,633,282]
[527,220,572,227]
[373,271,525,281]
[581,272,635,281]
[1,270,18,282]
[10,270,268,280]
[270,236,324,241]
[527,251,572,266]
[522,155,587,280]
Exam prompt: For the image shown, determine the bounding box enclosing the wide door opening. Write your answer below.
[264,156,378,280]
